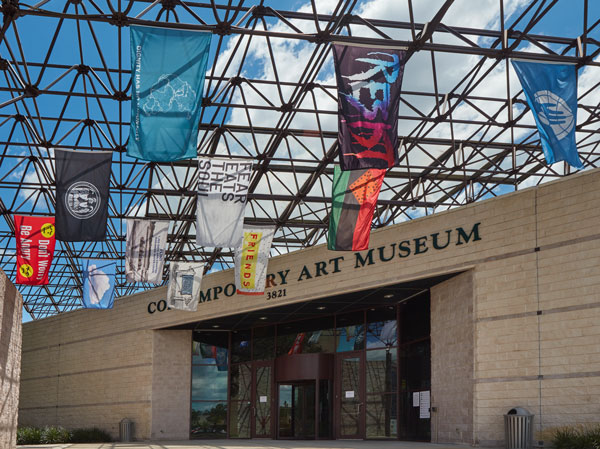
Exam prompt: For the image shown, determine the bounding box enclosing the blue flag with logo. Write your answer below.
[128,26,212,162]
[511,60,583,169]
[82,259,116,309]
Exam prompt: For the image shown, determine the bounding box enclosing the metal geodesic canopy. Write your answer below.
[1,0,599,318]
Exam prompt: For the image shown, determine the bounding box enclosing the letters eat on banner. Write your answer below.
[196,157,252,248]
[167,262,205,312]
[511,59,583,169]
[14,215,56,285]
[332,43,406,170]
[81,259,116,309]
[55,149,112,242]
[125,219,169,283]
[128,25,212,162]
[234,225,275,295]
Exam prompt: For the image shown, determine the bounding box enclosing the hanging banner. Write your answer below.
[332,43,406,170]
[166,261,205,312]
[234,225,275,295]
[14,215,56,285]
[511,59,583,169]
[196,157,252,248]
[328,165,385,251]
[128,25,212,162]
[81,259,116,309]
[125,219,169,283]
[55,149,112,242]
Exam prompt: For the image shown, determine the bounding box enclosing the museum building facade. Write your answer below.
[18,167,600,446]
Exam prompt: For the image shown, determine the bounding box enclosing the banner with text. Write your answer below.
[128,26,211,162]
[14,215,56,285]
[333,43,406,170]
[167,262,205,312]
[234,225,275,295]
[125,219,169,283]
[196,157,252,248]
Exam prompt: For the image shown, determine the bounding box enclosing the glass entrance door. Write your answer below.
[337,352,364,438]
[278,382,316,439]
[252,361,273,438]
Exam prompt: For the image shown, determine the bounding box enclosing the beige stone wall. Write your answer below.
[431,271,474,444]
[0,269,23,449]
[18,167,600,445]
[151,330,191,439]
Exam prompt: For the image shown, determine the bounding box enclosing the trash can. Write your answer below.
[504,407,533,449]
[119,418,134,442]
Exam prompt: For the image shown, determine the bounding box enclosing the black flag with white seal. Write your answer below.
[55,149,112,241]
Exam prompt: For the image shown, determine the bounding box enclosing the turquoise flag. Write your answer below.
[128,26,211,162]
[511,60,583,169]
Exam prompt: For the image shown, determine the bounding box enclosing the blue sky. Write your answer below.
[5,0,599,322]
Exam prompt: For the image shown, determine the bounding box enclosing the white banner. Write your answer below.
[196,157,252,248]
[235,225,275,295]
[125,219,169,283]
[167,262,205,312]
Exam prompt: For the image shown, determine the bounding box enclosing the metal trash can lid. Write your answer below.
[120,418,133,424]
[507,407,532,416]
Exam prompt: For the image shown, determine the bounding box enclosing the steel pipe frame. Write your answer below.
[0,0,599,317]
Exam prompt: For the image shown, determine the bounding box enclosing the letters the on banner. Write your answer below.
[196,157,252,248]
[81,259,116,309]
[167,262,205,312]
[234,225,275,295]
[55,149,112,242]
[332,43,406,170]
[511,59,583,169]
[125,219,169,284]
[14,216,56,285]
[128,26,212,162]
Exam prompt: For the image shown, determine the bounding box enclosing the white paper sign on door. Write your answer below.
[260,396,268,403]
[419,390,431,418]
[413,391,420,407]
[345,390,355,399]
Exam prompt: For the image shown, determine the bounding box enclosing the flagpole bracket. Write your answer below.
[214,21,232,36]
[108,11,129,27]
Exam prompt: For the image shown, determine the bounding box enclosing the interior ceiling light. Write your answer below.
[384,293,394,299]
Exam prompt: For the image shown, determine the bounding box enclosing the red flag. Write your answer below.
[14,216,56,285]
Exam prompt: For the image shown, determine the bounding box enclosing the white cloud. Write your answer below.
[87,264,110,304]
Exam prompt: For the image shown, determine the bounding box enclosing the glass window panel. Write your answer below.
[366,393,397,439]
[229,401,251,438]
[230,363,251,401]
[366,319,397,349]
[399,295,430,344]
[276,317,335,356]
[278,384,293,438]
[336,311,365,352]
[398,391,430,440]
[192,365,228,401]
[399,340,431,392]
[318,380,332,438]
[190,401,227,439]
[232,330,251,363]
[366,349,397,394]
[193,331,229,364]
[252,325,275,361]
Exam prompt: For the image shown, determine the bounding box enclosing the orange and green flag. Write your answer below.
[328,166,385,251]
